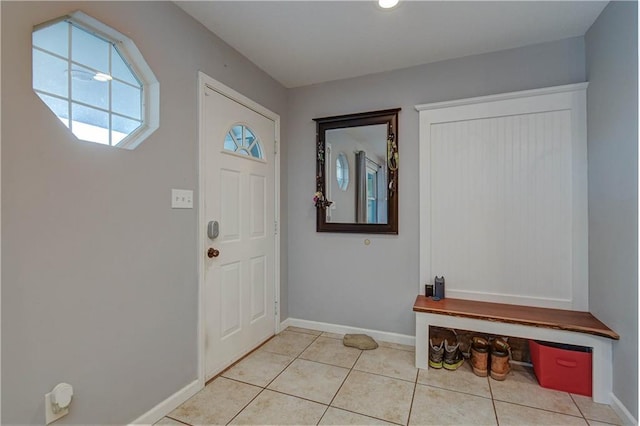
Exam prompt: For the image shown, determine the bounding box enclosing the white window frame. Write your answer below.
[33,11,159,150]
[223,123,265,160]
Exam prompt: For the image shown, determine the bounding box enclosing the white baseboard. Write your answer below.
[279,317,292,332]
[610,392,638,426]
[282,317,415,347]
[129,379,201,425]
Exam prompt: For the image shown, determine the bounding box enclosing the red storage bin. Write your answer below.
[529,340,592,396]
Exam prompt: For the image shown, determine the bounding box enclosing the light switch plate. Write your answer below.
[172,189,193,209]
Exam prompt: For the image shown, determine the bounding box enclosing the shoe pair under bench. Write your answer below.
[470,336,511,380]
[428,338,464,371]
[428,335,511,380]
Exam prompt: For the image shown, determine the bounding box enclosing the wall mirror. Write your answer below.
[314,108,400,234]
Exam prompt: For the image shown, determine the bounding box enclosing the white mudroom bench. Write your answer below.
[413,295,619,404]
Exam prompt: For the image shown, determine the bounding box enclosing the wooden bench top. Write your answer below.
[413,295,619,340]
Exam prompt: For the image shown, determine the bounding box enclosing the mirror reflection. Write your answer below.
[325,124,388,224]
[314,108,400,234]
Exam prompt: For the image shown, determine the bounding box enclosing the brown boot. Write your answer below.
[490,338,511,381]
[470,337,489,377]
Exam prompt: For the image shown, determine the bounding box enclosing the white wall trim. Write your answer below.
[415,82,589,112]
[128,379,200,425]
[0,2,3,420]
[284,317,415,347]
[197,72,208,393]
[64,11,160,150]
[610,393,638,426]
[196,71,281,385]
[445,289,574,310]
[279,317,292,331]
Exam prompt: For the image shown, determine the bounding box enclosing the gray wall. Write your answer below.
[286,37,586,335]
[586,1,638,419]
[1,2,287,424]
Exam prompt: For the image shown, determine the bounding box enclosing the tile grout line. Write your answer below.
[224,385,267,425]
[261,332,321,388]
[310,330,419,425]
[164,414,193,426]
[424,384,495,400]
[569,393,587,422]
[207,333,277,386]
[225,331,320,425]
[493,398,592,420]
[489,366,591,422]
[315,342,365,425]
[298,355,358,370]
[415,377,495,400]
[487,371,500,425]
[172,333,279,426]
[349,346,420,383]
[315,348,404,426]
[405,368,420,426]
[569,393,599,424]
[349,366,417,384]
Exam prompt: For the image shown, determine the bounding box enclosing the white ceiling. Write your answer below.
[176,1,608,88]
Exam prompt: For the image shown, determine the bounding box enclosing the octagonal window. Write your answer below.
[32,11,159,149]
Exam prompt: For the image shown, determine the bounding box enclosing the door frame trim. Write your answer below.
[196,72,281,387]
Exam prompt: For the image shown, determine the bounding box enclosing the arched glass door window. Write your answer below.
[224,124,263,159]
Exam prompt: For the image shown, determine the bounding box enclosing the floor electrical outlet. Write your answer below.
[45,392,68,425]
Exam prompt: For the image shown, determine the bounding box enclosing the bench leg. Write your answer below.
[591,339,613,404]
[415,313,428,370]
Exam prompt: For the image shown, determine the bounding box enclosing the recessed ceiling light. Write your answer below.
[378,0,399,9]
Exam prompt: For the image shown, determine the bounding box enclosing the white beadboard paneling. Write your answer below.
[418,83,588,310]
[431,111,572,302]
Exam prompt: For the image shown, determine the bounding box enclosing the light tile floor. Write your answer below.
[157,328,623,426]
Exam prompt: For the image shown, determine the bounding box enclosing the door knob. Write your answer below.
[207,248,220,258]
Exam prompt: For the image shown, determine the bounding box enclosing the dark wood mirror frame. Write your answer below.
[313,108,400,234]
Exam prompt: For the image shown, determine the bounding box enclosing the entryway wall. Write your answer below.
[286,4,636,418]
[584,1,638,420]
[287,36,586,337]
[1,2,288,424]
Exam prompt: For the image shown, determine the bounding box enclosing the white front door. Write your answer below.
[203,85,277,380]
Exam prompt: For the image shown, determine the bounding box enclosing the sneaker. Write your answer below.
[443,339,464,371]
[429,338,444,369]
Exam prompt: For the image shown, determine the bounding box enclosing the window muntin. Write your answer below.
[223,124,264,159]
[366,161,379,223]
[32,12,157,149]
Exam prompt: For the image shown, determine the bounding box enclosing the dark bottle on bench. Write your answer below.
[434,276,445,299]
